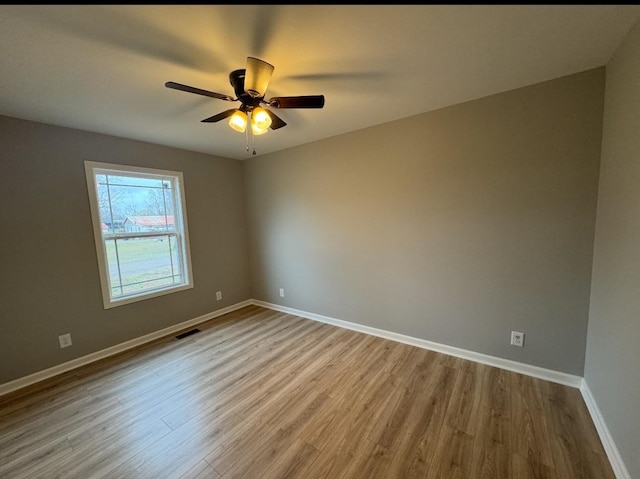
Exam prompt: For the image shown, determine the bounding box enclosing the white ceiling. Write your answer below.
[1,5,639,160]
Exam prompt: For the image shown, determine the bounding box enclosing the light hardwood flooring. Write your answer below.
[0,305,614,478]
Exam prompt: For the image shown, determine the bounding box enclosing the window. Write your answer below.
[84,161,193,308]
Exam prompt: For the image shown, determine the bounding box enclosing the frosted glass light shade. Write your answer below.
[228,110,247,132]
[250,107,272,135]
[245,57,274,98]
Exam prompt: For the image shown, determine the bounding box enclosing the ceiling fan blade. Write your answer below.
[268,95,325,109]
[201,109,238,123]
[265,109,287,130]
[165,81,235,102]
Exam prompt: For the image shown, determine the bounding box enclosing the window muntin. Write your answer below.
[85,161,193,308]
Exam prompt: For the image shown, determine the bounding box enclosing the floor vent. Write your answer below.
[175,328,201,340]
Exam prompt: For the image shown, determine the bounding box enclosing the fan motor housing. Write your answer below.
[229,69,261,108]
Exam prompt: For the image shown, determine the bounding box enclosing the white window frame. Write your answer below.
[84,161,194,309]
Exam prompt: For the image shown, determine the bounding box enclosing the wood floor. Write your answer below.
[0,305,614,478]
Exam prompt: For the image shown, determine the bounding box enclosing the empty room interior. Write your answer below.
[1,5,639,479]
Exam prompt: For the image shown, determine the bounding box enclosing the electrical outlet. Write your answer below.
[216,291,222,301]
[58,333,72,348]
[511,331,524,347]
[279,288,285,298]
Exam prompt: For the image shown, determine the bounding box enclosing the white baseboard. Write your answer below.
[2,298,628,479]
[581,380,630,479]
[251,300,583,388]
[0,300,253,397]
[1,299,580,394]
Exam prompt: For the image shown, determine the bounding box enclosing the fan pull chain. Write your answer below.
[245,125,249,153]
[250,111,257,155]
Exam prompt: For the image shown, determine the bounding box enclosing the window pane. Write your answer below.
[104,239,122,294]
[97,185,115,232]
[106,235,183,298]
[169,235,183,283]
[97,175,165,189]
[103,183,176,234]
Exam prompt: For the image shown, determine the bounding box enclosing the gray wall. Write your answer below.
[245,68,605,376]
[0,115,251,384]
[585,19,640,479]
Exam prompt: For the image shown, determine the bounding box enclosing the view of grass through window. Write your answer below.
[105,236,182,297]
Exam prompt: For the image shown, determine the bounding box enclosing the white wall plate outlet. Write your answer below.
[511,331,525,347]
[58,333,72,348]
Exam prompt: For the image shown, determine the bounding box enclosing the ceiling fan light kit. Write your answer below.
[244,57,274,98]
[165,56,325,153]
[228,110,248,133]
[250,107,272,135]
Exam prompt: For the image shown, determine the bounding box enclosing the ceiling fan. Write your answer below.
[165,57,325,141]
